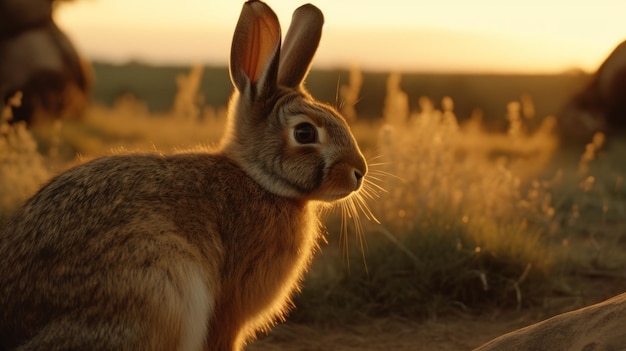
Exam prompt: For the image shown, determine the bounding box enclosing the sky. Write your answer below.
[54,0,626,73]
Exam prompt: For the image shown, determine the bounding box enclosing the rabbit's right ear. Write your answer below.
[278,4,324,88]
[229,0,281,100]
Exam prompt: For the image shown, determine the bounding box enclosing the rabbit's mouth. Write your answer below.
[315,178,364,202]
[317,160,366,202]
[321,190,358,202]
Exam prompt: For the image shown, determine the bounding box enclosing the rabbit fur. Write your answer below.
[0,1,367,350]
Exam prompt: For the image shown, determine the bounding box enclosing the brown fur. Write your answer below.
[1,153,317,350]
[0,1,366,350]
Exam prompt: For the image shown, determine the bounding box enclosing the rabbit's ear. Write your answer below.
[278,4,324,88]
[230,0,281,99]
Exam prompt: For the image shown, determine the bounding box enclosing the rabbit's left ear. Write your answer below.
[278,4,324,88]
[230,0,281,99]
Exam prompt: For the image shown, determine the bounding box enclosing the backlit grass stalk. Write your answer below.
[292,72,561,323]
[0,96,50,221]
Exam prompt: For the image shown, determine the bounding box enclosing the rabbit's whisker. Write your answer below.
[332,161,387,274]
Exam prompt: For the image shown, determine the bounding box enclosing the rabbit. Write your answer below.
[0,1,367,350]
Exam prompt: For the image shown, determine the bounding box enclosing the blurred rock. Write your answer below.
[558,39,626,143]
[0,0,91,125]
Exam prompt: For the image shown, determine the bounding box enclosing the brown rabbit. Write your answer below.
[0,1,367,350]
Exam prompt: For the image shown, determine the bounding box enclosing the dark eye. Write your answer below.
[294,123,318,144]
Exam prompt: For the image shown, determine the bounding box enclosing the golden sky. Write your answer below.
[55,0,626,73]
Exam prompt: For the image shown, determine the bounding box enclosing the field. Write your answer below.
[1,63,625,349]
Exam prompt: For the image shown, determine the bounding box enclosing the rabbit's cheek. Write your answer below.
[282,147,325,192]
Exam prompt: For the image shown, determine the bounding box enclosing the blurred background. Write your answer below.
[55,0,624,73]
[42,0,626,129]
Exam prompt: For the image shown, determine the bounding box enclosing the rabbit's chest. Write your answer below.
[226,205,317,284]
[217,202,319,327]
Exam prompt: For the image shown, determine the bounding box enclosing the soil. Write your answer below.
[249,276,626,351]
[249,312,539,351]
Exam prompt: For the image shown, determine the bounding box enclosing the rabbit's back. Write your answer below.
[0,152,318,350]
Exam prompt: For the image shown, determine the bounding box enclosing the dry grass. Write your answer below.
[0,97,51,221]
[1,66,625,328]
[289,75,563,324]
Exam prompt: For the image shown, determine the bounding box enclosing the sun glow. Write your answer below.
[55,0,626,73]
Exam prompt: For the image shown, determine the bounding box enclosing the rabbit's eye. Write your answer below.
[294,122,318,144]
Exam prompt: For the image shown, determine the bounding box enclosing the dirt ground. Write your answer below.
[249,276,626,351]
[249,312,539,351]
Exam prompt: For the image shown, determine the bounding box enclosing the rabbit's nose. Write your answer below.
[354,169,364,189]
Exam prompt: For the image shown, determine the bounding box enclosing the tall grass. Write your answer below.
[0,95,51,222]
[1,66,624,325]
[289,73,563,323]
[548,134,626,275]
[339,65,363,124]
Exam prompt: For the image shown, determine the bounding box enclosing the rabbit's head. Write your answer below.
[220,0,366,203]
